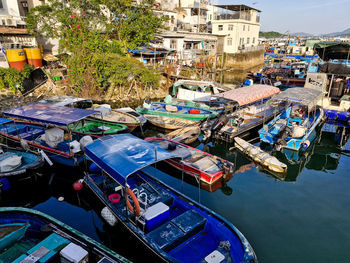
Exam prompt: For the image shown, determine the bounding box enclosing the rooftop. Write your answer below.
[214,4,261,13]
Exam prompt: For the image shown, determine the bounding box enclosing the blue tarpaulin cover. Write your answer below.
[85,134,178,186]
[0,118,13,125]
[3,103,98,126]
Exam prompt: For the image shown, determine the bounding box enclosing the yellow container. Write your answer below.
[6,49,27,71]
[24,48,42,67]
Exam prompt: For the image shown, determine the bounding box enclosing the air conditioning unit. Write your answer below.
[6,19,15,26]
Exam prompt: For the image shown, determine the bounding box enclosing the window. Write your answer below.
[210,14,212,20]
[218,25,223,31]
[170,39,177,49]
[243,25,245,31]
[252,37,255,44]
[228,24,233,31]
[227,38,232,46]
[247,37,250,44]
[21,1,29,16]
[0,0,3,9]
[240,38,244,45]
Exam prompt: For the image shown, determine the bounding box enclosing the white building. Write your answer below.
[211,4,261,54]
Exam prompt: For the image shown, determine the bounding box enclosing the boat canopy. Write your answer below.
[270,87,323,108]
[0,118,13,125]
[84,134,179,186]
[3,103,99,126]
[214,84,280,106]
[39,96,90,107]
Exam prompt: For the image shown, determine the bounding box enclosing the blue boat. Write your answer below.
[0,207,130,263]
[259,87,324,151]
[83,134,257,263]
[0,104,101,166]
[0,143,44,178]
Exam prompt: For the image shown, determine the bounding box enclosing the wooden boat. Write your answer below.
[70,118,129,135]
[0,207,130,263]
[0,144,44,178]
[165,126,200,144]
[118,107,147,125]
[144,114,199,130]
[1,104,103,167]
[92,105,142,131]
[136,102,218,121]
[83,134,257,263]
[145,137,234,184]
[259,87,324,151]
[233,137,287,174]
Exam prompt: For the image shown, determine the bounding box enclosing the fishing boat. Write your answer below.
[165,126,201,144]
[259,87,324,151]
[70,118,129,136]
[0,143,44,179]
[91,105,142,131]
[0,207,130,263]
[39,96,134,133]
[144,114,199,130]
[0,104,102,166]
[145,137,234,184]
[83,134,257,263]
[117,107,147,126]
[136,102,218,121]
[202,85,282,142]
[233,137,287,174]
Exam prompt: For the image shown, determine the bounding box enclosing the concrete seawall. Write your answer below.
[223,50,264,71]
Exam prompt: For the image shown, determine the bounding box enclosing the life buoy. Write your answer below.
[108,193,121,204]
[125,188,140,216]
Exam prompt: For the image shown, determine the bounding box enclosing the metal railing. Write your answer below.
[238,44,264,53]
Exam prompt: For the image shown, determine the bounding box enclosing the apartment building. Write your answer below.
[212,4,261,54]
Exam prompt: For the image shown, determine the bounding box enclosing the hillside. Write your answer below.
[259,31,286,38]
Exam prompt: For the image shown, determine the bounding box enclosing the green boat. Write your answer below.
[0,207,130,263]
[136,102,218,121]
[69,118,129,136]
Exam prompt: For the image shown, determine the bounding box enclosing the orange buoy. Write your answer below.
[6,49,27,71]
[24,48,42,67]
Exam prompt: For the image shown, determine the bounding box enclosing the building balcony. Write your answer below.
[214,12,260,23]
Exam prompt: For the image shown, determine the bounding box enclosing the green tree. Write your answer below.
[26,0,165,92]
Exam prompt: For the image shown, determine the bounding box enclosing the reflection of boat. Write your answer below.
[259,87,324,151]
[0,207,130,263]
[137,102,218,121]
[84,134,257,263]
[145,137,234,185]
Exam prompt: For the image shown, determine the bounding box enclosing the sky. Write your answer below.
[217,0,350,34]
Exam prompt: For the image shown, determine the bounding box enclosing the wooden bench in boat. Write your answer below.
[146,210,206,252]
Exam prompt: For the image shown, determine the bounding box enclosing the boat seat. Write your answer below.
[146,222,185,252]
[22,233,70,263]
[146,210,206,252]
[171,210,206,237]
[176,109,188,114]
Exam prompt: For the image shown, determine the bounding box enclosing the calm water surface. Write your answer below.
[1,122,350,263]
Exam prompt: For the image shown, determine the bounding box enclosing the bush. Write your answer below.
[0,65,33,93]
[94,54,160,90]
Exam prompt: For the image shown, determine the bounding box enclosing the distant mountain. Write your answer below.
[323,27,350,37]
[290,32,314,37]
[259,31,286,38]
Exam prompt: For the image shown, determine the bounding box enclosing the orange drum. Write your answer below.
[24,48,42,67]
[6,49,27,71]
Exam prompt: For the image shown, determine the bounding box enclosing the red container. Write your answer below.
[189,109,200,114]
